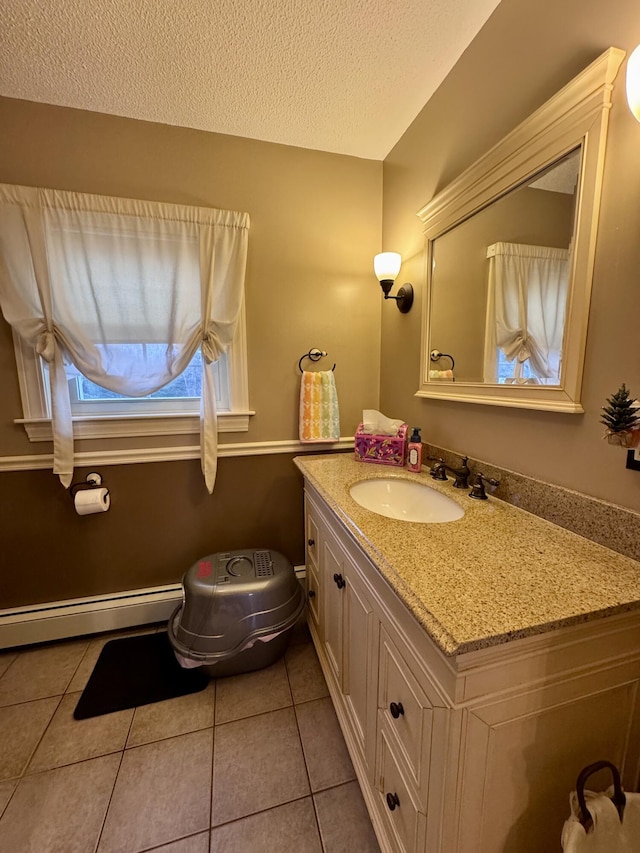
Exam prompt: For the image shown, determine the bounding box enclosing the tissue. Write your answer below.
[361,410,405,436]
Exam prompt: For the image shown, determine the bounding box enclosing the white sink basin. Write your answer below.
[349,477,464,523]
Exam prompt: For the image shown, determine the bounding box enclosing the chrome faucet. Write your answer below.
[427,455,471,489]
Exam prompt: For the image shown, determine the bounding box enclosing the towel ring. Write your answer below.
[430,349,455,370]
[298,348,336,373]
[576,760,626,831]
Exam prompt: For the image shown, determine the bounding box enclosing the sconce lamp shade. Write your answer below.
[374,252,402,282]
[627,45,640,123]
[373,252,413,313]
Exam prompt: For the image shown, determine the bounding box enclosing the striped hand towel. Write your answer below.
[429,369,454,381]
[299,370,340,443]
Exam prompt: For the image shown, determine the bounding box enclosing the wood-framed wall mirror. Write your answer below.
[416,47,625,413]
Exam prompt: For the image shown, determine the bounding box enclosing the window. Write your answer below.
[14,320,249,442]
[0,184,251,489]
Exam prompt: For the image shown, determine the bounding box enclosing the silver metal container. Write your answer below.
[167,548,304,677]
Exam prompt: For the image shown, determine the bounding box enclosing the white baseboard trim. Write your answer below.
[1,566,307,649]
[0,585,182,650]
[0,437,354,472]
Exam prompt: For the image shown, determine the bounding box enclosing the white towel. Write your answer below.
[562,789,640,852]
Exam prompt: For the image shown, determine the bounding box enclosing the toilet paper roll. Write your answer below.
[74,487,110,516]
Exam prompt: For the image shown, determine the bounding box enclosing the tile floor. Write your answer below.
[0,621,381,852]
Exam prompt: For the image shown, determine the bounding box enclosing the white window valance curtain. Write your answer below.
[0,184,250,492]
[483,241,569,384]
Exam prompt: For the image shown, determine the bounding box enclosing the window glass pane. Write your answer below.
[496,349,561,385]
[497,350,536,383]
[72,346,204,401]
[45,347,230,413]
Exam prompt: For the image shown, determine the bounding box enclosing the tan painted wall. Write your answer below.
[0,97,382,455]
[381,0,640,512]
[0,98,381,606]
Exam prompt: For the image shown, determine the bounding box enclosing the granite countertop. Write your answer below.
[294,453,640,656]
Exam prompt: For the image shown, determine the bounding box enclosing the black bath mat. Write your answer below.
[73,631,209,720]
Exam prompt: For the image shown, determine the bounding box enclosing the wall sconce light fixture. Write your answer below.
[373,252,414,313]
[627,45,640,122]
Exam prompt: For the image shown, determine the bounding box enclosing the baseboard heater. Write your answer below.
[0,566,306,650]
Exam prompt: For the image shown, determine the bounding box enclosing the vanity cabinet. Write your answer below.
[303,483,640,853]
[305,488,448,852]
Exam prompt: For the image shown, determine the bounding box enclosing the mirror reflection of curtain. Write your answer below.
[483,242,569,385]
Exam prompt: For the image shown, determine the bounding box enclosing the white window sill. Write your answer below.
[15,411,255,442]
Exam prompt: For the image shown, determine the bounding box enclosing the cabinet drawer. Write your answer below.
[306,562,320,628]
[378,627,433,804]
[377,723,426,853]
[306,507,320,571]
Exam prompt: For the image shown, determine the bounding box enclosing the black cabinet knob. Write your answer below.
[308,538,315,547]
[389,702,405,719]
[308,590,316,599]
[333,573,346,589]
[386,792,400,811]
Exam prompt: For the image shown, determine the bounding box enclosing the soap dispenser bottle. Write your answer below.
[407,427,423,472]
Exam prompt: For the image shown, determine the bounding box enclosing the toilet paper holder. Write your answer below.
[69,471,107,498]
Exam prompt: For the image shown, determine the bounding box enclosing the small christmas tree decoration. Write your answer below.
[601,384,640,447]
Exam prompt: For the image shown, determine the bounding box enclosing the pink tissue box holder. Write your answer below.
[354,423,408,467]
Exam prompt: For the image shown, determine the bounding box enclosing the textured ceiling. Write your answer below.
[0,0,501,160]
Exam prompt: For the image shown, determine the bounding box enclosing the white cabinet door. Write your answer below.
[305,499,323,636]
[343,557,378,776]
[456,669,640,853]
[321,527,347,688]
[306,561,320,630]
[310,498,379,779]
[305,504,320,572]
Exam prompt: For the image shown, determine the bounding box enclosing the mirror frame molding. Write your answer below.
[416,47,625,413]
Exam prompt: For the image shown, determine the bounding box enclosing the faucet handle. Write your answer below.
[468,472,500,500]
[426,457,447,481]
